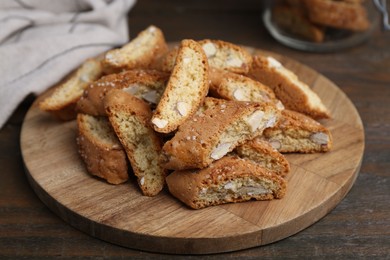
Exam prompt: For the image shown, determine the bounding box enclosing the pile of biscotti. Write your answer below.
[272,0,371,42]
[39,25,333,209]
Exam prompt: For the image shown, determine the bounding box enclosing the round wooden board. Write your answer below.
[20,48,364,254]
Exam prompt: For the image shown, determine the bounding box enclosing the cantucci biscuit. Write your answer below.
[154,46,179,73]
[39,58,103,120]
[166,156,287,209]
[260,109,333,153]
[249,55,330,119]
[151,39,209,133]
[76,69,169,116]
[303,0,370,31]
[234,139,290,177]
[104,89,167,196]
[209,68,284,109]
[198,39,253,74]
[272,4,325,43]
[102,25,168,73]
[160,99,281,170]
[76,114,128,184]
[158,40,253,74]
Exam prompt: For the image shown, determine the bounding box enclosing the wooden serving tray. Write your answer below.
[20,48,364,254]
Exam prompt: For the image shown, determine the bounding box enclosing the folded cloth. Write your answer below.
[0,0,137,129]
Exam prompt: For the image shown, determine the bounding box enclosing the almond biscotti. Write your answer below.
[272,4,325,43]
[102,25,168,73]
[209,68,284,109]
[76,113,128,184]
[151,39,209,133]
[76,69,169,116]
[260,109,333,153]
[158,39,253,74]
[234,139,290,177]
[160,99,281,170]
[249,55,330,119]
[104,89,167,196]
[39,58,103,120]
[166,156,287,209]
[198,39,253,74]
[154,46,179,73]
[303,0,370,31]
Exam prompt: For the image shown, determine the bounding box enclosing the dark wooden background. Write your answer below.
[1,0,389,258]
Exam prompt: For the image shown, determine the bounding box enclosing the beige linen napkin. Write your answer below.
[0,0,136,129]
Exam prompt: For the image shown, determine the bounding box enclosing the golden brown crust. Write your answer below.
[39,58,103,120]
[198,39,253,74]
[272,4,325,43]
[102,25,169,73]
[157,40,253,74]
[104,89,167,196]
[160,98,281,170]
[261,109,333,153]
[209,68,283,109]
[76,69,169,116]
[234,139,290,177]
[151,39,209,133]
[303,0,370,31]
[76,114,128,184]
[166,156,287,209]
[249,55,330,119]
[153,46,179,73]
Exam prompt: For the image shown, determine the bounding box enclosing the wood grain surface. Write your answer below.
[2,1,389,258]
[20,49,364,254]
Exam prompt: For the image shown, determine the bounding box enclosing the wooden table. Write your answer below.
[1,0,389,258]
